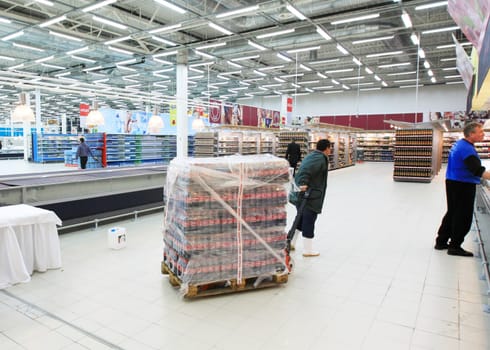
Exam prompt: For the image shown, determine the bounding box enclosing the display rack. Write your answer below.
[32,133,79,163]
[194,132,217,157]
[442,132,461,163]
[393,128,442,183]
[278,131,309,162]
[356,131,395,162]
[64,133,104,168]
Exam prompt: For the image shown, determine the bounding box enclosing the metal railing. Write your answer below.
[58,205,164,231]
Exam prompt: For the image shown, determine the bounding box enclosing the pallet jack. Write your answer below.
[285,188,311,272]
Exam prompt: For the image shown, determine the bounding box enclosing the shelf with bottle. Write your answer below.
[356,131,395,162]
[393,128,441,183]
[32,133,80,163]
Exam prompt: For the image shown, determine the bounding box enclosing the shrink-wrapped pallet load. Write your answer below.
[162,154,290,296]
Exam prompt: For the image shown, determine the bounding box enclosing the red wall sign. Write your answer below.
[80,103,90,116]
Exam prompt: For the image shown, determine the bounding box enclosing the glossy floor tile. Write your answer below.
[1,162,489,350]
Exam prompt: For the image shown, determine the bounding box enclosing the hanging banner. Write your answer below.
[453,34,474,90]
[79,103,90,128]
[448,0,489,52]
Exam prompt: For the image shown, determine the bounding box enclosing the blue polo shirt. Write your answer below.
[446,139,481,184]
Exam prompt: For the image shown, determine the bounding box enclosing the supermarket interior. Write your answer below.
[1,1,490,350]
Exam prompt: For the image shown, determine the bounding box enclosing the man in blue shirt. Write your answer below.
[435,122,490,256]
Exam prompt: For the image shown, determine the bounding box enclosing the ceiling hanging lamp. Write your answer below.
[191,114,205,131]
[12,93,34,122]
[86,101,104,127]
[148,106,164,133]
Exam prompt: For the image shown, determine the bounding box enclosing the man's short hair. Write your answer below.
[80,137,85,142]
[316,139,330,151]
[464,122,482,137]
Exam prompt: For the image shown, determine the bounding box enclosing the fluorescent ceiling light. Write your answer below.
[259,65,284,71]
[248,40,267,51]
[399,84,422,88]
[401,11,412,28]
[83,66,102,72]
[231,55,259,61]
[274,77,286,83]
[418,48,425,58]
[325,68,353,74]
[441,57,456,61]
[437,42,471,49]
[336,44,348,55]
[208,22,233,35]
[446,81,463,85]
[415,1,448,10]
[310,58,340,65]
[0,17,11,24]
[66,46,88,55]
[442,67,457,71]
[194,50,215,59]
[189,61,214,67]
[323,90,342,94]
[374,75,381,81]
[55,72,71,77]
[153,50,178,57]
[117,65,136,71]
[42,63,65,70]
[154,0,186,14]
[317,72,327,78]
[342,84,350,90]
[300,64,312,71]
[118,58,137,65]
[291,83,300,88]
[71,55,96,63]
[378,62,411,68]
[281,73,303,78]
[360,87,382,91]
[366,50,403,58]
[387,71,417,76]
[2,31,24,41]
[239,81,251,86]
[105,36,131,45]
[340,76,364,81]
[262,84,282,88]
[332,13,380,25]
[108,46,133,55]
[13,43,44,51]
[431,77,437,83]
[93,16,127,30]
[428,70,434,76]
[49,30,82,41]
[410,33,419,45]
[422,26,459,34]
[277,53,292,62]
[423,61,431,68]
[188,67,202,73]
[356,82,375,86]
[352,35,394,45]
[196,42,226,50]
[313,86,334,90]
[286,4,306,20]
[287,46,320,54]
[254,70,267,77]
[39,15,66,27]
[353,57,362,66]
[216,5,259,18]
[394,79,417,83]
[444,75,461,79]
[34,0,53,6]
[152,36,177,46]
[35,55,54,63]
[82,0,117,12]
[148,23,182,34]
[94,78,110,83]
[316,27,331,41]
[298,80,320,85]
[8,63,24,70]
[0,55,15,61]
[219,70,241,75]
[227,61,242,68]
[365,67,373,74]
[382,81,388,87]
[256,28,295,39]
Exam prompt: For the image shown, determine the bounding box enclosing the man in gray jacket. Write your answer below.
[76,137,96,169]
[289,139,331,256]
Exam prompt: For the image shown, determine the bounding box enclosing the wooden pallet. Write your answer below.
[161,261,288,298]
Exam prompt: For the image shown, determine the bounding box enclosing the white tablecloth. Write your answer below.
[0,204,62,289]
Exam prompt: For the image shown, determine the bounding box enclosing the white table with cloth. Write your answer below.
[0,204,62,289]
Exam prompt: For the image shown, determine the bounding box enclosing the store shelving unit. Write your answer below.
[278,130,309,162]
[32,133,79,163]
[356,132,395,162]
[393,128,443,183]
[442,132,461,163]
[194,132,217,157]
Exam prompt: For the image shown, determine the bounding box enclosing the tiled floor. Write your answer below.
[1,162,490,350]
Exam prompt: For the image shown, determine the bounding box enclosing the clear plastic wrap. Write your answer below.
[163,154,290,292]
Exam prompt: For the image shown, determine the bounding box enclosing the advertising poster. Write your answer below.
[448,0,489,52]
[222,103,243,125]
[209,99,222,124]
[453,34,474,90]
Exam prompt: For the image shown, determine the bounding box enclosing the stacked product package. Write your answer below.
[163,154,290,287]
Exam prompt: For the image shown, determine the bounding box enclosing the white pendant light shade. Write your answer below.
[12,93,34,122]
[148,114,164,133]
[192,117,205,131]
[86,101,105,126]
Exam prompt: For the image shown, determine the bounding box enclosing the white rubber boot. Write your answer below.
[291,229,301,251]
[303,237,320,257]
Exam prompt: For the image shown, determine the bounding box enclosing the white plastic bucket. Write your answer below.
[107,227,127,250]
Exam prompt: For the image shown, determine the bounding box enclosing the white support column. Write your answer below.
[35,88,41,134]
[23,94,31,161]
[61,113,67,134]
[176,50,188,158]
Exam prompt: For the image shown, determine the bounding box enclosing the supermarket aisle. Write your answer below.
[0,159,76,175]
[1,162,489,350]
